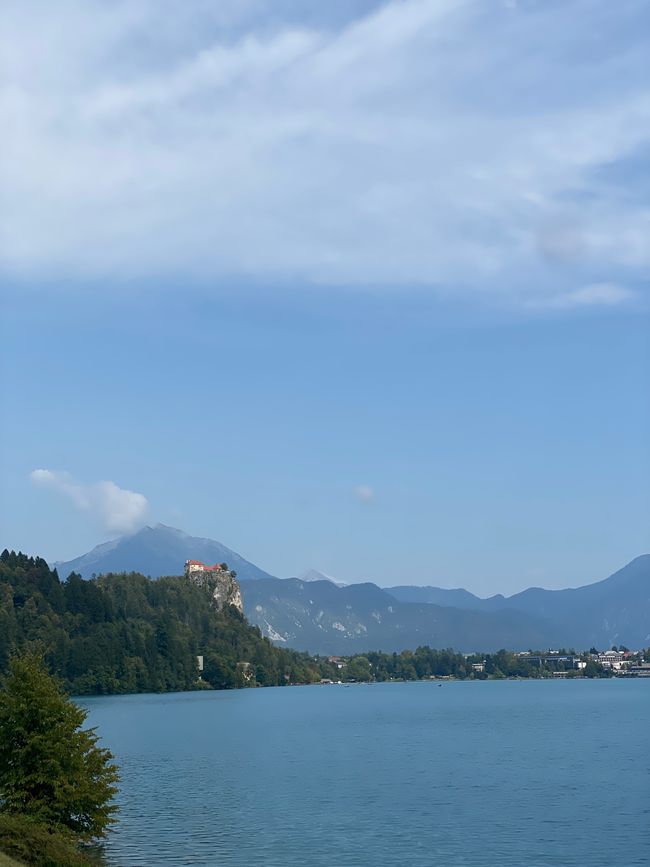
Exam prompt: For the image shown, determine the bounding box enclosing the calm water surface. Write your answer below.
[81,680,649,866]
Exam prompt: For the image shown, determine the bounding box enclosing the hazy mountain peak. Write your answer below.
[54,525,277,582]
[152,523,188,536]
[298,569,348,588]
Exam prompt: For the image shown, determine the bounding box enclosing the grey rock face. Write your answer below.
[188,567,244,614]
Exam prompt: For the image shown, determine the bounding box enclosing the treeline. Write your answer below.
[317,647,623,682]
[0,550,321,694]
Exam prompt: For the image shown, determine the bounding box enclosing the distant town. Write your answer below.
[317,647,650,684]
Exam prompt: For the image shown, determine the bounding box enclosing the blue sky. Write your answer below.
[1,0,649,594]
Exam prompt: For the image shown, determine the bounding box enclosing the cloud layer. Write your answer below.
[2,0,649,308]
[30,469,149,534]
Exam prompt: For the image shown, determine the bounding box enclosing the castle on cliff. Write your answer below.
[184,559,228,578]
[183,559,244,614]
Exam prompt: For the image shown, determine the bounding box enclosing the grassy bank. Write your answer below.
[0,815,101,867]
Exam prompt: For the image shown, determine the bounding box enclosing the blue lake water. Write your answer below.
[81,680,649,866]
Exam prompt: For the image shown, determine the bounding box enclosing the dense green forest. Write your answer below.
[0,551,322,694]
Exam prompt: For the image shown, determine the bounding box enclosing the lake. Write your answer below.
[81,680,649,866]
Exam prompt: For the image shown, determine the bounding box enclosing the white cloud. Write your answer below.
[30,469,149,534]
[354,484,375,503]
[530,283,637,311]
[1,0,649,308]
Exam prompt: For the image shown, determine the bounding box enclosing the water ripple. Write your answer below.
[79,681,649,867]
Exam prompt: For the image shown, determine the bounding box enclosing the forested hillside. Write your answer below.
[0,550,321,694]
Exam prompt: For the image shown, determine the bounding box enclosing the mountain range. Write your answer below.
[53,524,650,653]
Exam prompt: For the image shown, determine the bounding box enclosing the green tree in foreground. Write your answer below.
[0,652,119,841]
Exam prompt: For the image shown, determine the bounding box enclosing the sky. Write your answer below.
[1,0,649,595]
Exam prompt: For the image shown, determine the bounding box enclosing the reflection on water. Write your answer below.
[81,681,649,867]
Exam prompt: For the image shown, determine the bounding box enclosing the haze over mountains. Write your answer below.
[53,525,650,654]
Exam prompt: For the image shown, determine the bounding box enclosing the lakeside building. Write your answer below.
[626,663,650,677]
[328,656,346,669]
[596,650,629,670]
[517,653,585,670]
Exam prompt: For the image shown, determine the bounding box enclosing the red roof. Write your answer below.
[185,560,225,571]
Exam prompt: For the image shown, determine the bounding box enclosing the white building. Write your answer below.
[597,650,627,670]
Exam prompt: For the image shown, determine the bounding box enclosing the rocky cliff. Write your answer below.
[188,568,244,614]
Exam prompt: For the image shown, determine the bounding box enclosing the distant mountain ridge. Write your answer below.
[385,556,650,650]
[52,525,650,653]
[242,577,558,654]
[384,585,493,609]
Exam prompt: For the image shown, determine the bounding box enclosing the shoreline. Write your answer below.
[74,672,647,701]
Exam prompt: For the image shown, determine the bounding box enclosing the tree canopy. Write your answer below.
[0,652,119,840]
[0,550,322,693]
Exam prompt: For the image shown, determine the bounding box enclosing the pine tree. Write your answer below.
[0,652,119,840]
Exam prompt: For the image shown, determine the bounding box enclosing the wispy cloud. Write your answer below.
[2,0,649,308]
[30,469,149,534]
[354,484,375,503]
[529,283,638,311]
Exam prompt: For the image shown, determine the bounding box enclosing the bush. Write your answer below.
[0,814,101,866]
